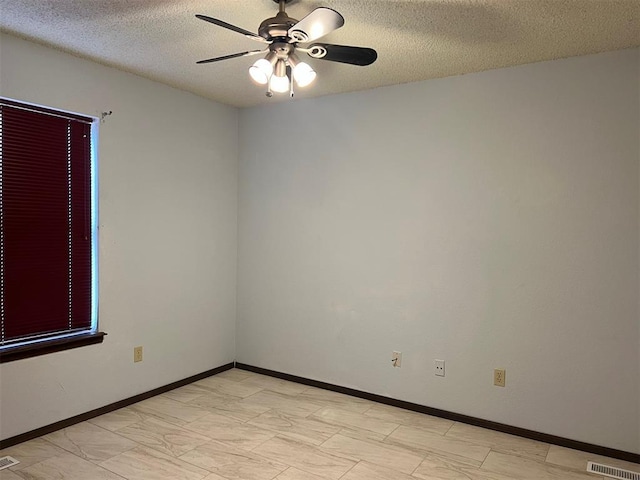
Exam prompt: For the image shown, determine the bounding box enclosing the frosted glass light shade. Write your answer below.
[293,62,316,87]
[249,58,273,85]
[270,74,290,93]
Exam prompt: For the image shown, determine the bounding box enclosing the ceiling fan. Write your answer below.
[196,0,378,97]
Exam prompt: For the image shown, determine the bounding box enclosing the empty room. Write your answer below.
[0,0,639,479]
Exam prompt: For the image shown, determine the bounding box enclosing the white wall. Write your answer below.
[237,48,640,453]
[0,34,238,439]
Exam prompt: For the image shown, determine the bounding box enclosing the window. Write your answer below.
[0,98,103,362]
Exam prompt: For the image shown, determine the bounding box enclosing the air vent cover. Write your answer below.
[587,461,640,480]
[0,456,20,470]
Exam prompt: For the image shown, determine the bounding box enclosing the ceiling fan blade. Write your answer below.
[196,14,269,43]
[197,50,264,64]
[288,8,344,43]
[309,44,377,66]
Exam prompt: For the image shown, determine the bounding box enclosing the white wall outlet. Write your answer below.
[391,351,402,368]
[494,369,506,387]
[435,359,445,377]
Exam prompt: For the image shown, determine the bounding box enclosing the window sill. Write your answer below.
[0,332,106,363]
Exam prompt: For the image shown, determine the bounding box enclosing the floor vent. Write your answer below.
[0,456,20,470]
[587,462,640,480]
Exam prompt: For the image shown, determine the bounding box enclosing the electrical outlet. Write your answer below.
[494,369,506,387]
[435,359,445,377]
[391,351,402,368]
[134,346,143,363]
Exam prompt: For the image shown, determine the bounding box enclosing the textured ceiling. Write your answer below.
[1,0,639,108]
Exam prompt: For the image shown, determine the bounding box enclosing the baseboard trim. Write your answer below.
[0,362,235,449]
[235,363,640,464]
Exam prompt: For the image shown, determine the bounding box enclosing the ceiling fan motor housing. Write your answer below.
[259,11,298,41]
[270,42,294,59]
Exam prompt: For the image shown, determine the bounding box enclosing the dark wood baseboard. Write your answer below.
[0,362,234,449]
[235,363,640,464]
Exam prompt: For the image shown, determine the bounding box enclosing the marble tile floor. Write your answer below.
[1,368,638,480]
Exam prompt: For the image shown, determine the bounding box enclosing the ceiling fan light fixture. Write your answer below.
[288,53,316,88]
[270,74,290,93]
[293,61,316,87]
[270,59,290,92]
[249,58,272,85]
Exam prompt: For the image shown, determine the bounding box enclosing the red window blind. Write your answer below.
[1,100,94,345]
